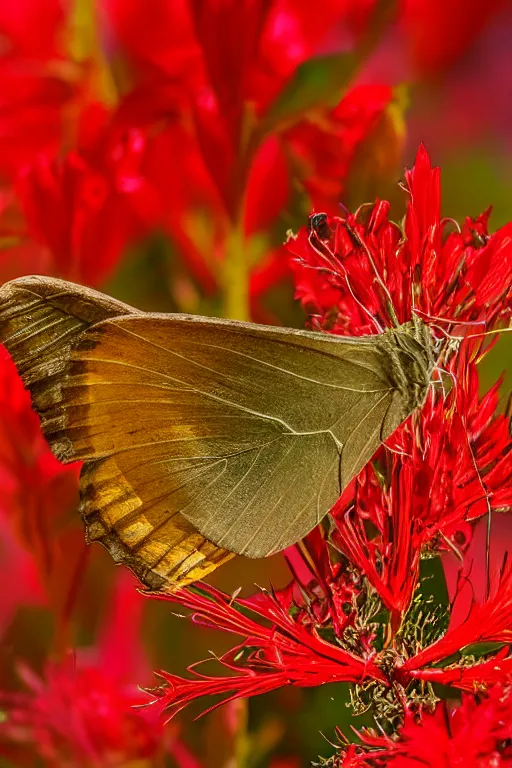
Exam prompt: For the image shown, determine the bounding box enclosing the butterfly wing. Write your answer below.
[50,312,414,564]
[0,277,234,590]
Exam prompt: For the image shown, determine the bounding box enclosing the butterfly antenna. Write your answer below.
[465,325,512,341]
[414,308,487,331]
[440,216,462,234]
[344,221,400,328]
[439,531,464,562]
[433,364,457,393]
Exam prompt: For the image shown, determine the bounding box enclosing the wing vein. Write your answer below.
[111,323,390,393]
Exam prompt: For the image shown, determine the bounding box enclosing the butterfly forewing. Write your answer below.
[62,314,414,558]
[0,276,435,590]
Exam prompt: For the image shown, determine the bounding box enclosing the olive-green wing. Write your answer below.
[0,276,234,591]
[52,312,410,560]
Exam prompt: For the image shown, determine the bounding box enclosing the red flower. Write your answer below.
[0,0,83,182]
[148,148,512,742]
[0,349,84,633]
[289,145,512,335]
[102,0,397,315]
[152,584,384,718]
[1,660,162,766]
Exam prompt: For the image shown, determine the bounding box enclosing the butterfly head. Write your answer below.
[384,317,437,413]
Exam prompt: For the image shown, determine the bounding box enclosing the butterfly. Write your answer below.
[0,275,436,592]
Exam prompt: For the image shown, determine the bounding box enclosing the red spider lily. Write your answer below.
[102,0,398,314]
[149,147,512,736]
[151,584,386,718]
[0,0,84,183]
[0,0,401,314]
[0,574,201,768]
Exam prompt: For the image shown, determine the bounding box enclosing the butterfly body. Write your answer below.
[0,276,436,591]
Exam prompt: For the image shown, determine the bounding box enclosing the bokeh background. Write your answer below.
[1,1,512,765]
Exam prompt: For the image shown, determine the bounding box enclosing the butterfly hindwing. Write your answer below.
[0,277,234,591]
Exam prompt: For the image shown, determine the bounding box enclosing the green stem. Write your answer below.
[233,699,249,768]
[69,0,117,105]
[223,219,249,321]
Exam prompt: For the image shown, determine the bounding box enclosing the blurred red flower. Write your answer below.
[0,0,83,183]
[16,105,162,286]
[101,0,400,313]
[0,349,84,638]
[0,574,201,768]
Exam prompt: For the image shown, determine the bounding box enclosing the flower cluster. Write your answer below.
[152,147,512,765]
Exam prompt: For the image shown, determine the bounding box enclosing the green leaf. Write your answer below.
[263,53,358,132]
[460,641,506,659]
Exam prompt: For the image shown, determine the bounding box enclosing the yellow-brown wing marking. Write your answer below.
[0,277,234,591]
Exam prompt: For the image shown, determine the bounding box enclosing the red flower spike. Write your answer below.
[17,106,162,287]
[333,461,422,628]
[0,0,86,183]
[0,350,84,630]
[288,145,512,334]
[152,584,386,718]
